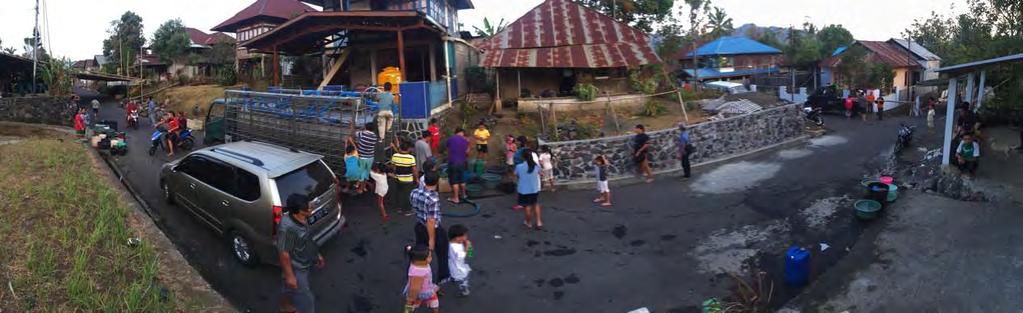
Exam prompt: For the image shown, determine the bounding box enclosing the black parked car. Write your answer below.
[805,86,846,113]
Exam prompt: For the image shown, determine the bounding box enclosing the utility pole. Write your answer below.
[32,0,39,94]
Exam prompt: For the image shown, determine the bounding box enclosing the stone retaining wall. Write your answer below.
[542,104,804,184]
[518,94,647,112]
[0,96,76,127]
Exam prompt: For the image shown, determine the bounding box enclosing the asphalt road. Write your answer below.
[92,97,922,312]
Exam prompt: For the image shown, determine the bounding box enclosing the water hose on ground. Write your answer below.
[442,196,481,218]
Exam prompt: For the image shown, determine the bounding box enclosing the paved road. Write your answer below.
[92,97,922,312]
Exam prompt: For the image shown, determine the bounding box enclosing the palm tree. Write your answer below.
[706,7,733,38]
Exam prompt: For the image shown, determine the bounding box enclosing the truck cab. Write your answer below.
[805,86,845,113]
[203,99,228,145]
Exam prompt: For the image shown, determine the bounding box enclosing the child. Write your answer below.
[473,122,491,163]
[504,135,517,166]
[428,118,441,154]
[538,146,555,191]
[927,104,936,129]
[593,155,612,207]
[404,245,440,313]
[447,224,473,297]
[344,145,364,192]
[369,163,389,222]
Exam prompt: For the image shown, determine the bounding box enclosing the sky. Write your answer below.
[0,0,966,61]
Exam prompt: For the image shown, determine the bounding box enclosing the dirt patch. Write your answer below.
[154,85,230,119]
[691,220,790,274]
[691,161,782,194]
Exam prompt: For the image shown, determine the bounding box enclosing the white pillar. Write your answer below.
[443,39,452,107]
[975,70,986,112]
[370,49,377,85]
[942,77,958,166]
[964,72,975,108]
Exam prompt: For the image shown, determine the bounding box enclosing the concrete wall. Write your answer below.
[0,96,76,127]
[541,104,804,184]
[518,94,647,112]
[497,68,630,102]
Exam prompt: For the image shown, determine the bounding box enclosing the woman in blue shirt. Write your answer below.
[515,148,543,230]
[678,123,692,179]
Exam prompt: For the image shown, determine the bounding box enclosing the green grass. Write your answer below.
[0,138,175,312]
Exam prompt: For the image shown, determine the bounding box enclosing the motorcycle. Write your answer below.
[894,123,916,154]
[148,128,195,156]
[127,109,140,130]
[177,128,195,151]
[148,129,165,156]
[803,106,824,127]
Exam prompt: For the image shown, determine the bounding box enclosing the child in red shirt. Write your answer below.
[427,118,440,154]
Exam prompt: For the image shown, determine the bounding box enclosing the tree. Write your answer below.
[0,38,18,55]
[755,30,785,50]
[22,35,50,61]
[835,45,868,88]
[682,0,710,37]
[102,11,145,75]
[574,0,675,33]
[706,6,733,38]
[867,62,894,91]
[472,17,506,37]
[816,24,853,59]
[150,19,191,64]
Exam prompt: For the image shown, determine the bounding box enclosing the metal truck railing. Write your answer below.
[221,89,374,173]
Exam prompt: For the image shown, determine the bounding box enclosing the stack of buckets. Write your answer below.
[856,176,898,220]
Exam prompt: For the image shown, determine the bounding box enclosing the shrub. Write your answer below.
[574,83,599,101]
[216,68,237,86]
[629,70,658,95]
[639,99,668,117]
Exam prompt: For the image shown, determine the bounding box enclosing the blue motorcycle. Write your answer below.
[148,128,195,156]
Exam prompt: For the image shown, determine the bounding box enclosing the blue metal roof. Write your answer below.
[682,67,779,80]
[687,36,783,57]
[831,46,847,56]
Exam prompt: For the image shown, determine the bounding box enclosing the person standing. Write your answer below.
[856,91,868,122]
[592,155,611,207]
[82,107,93,140]
[515,149,543,230]
[403,245,440,313]
[427,118,441,154]
[446,127,470,203]
[414,130,433,175]
[473,122,491,163]
[447,224,473,297]
[538,146,555,191]
[348,123,379,193]
[410,173,449,283]
[865,91,876,120]
[875,97,885,121]
[369,163,390,222]
[377,83,395,137]
[504,135,517,167]
[91,98,101,116]
[277,196,326,313]
[73,108,86,139]
[678,123,692,179]
[390,142,419,213]
[632,125,654,183]
[843,94,855,119]
[147,97,157,125]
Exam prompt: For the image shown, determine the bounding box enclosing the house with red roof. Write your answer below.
[211,0,316,75]
[137,27,237,81]
[476,0,661,105]
[820,39,941,95]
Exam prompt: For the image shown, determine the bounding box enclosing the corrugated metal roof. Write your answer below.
[185,28,236,47]
[212,0,317,33]
[934,53,1023,73]
[857,41,918,68]
[889,39,941,61]
[686,36,782,57]
[682,66,779,80]
[478,0,659,68]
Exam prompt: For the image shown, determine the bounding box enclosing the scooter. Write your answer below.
[177,128,195,151]
[894,123,916,154]
[127,109,139,130]
[148,129,165,156]
[803,106,824,127]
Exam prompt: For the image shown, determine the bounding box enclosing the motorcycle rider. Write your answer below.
[125,100,139,127]
[154,111,179,157]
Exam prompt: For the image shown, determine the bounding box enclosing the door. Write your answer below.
[173,155,218,228]
[203,101,225,145]
[192,158,239,232]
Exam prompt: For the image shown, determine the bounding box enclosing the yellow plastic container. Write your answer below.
[376,66,402,104]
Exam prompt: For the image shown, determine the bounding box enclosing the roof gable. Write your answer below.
[856,40,918,68]
[889,38,941,61]
[477,0,659,68]
[212,0,316,33]
[687,36,782,57]
[185,28,236,47]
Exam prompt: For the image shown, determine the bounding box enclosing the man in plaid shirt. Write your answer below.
[410,172,449,283]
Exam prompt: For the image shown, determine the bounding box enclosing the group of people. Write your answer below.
[842,90,888,121]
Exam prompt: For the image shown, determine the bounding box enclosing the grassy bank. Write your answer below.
[0,136,174,312]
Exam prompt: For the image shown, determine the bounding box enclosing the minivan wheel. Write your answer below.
[229,231,258,266]
[161,181,175,204]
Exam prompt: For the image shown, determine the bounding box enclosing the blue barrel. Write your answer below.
[784,246,810,286]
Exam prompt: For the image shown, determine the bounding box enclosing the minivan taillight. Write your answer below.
[272,205,283,238]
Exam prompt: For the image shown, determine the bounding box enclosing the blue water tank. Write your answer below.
[784,246,810,286]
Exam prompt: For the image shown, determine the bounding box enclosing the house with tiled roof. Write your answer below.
[212,0,315,75]
[476,0,661,104]
[820,39,941,94]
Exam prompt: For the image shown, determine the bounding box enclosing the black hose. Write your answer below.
[442,196,481,218]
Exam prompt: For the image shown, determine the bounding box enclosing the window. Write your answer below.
[177,156,214,183]
[234,169,261,201]
[204,159,238,196]
[274,160,334,211]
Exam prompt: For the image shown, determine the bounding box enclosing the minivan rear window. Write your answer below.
[274,160,334,210]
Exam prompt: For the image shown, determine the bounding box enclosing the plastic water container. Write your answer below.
[784,246,810,286]
[879,176,894,185]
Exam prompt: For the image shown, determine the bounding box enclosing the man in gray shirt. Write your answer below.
[415,130,433,172]
[277,195,325,313]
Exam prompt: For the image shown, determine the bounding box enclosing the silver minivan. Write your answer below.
[159,141,344,266]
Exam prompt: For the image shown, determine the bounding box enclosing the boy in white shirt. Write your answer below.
[447,224,472,297]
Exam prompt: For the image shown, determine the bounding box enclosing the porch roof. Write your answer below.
[240,11,444,55]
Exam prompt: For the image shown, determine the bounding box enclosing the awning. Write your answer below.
[240,11,444,55]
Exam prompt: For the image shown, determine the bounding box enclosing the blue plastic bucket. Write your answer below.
[784,246,810,286]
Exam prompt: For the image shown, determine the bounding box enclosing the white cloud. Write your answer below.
[0,0,965,61]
